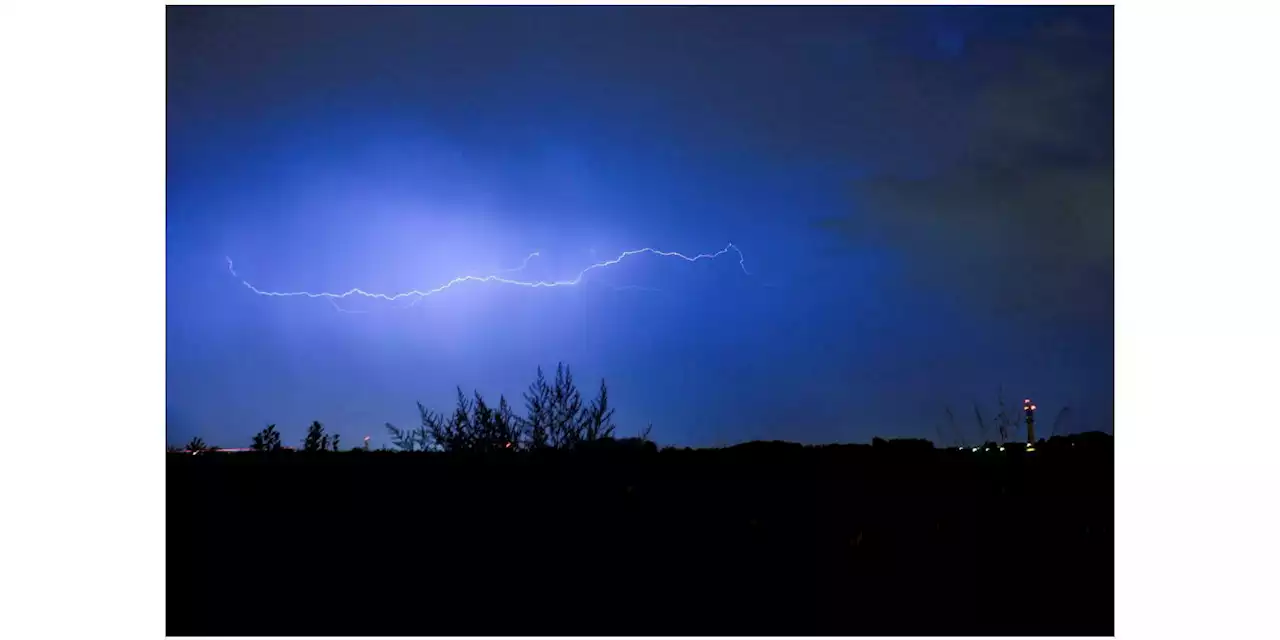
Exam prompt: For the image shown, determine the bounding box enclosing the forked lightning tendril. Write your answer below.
[227,243,748,309]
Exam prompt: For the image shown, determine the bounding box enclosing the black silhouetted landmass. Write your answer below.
[166,364,1113,636]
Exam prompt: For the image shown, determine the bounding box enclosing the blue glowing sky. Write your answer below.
[166,6,1113,449]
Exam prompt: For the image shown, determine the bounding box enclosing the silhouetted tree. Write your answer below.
[468,391,521,452]
[251,424,283,452]
[303,421,329,452]
[414,393,468,453]
[580,378,617,443]
[494,395,520,450]
[450,387,475,449]
[385,421,420,452]
[471,391,497,452]
[548,363,585,449]
[402,363,634,454]
[522,366,553,450]
[185,436,209,453]
[415,405,446,452]
[411,387,524,453]
[331,433,341,451]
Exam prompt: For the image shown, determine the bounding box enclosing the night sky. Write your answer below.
[166,6,1113,449]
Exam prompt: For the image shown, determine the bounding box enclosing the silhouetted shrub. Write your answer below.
[469,392,522,452]
[522,366,553,450]
[385,421,420,452]
[394,362,623,453]
[303,421,329,452]
[546,363,585,448]
[251,424,283,452]
[581,377,617,442]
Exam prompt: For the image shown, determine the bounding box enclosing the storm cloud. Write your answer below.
[818,15,1113,330]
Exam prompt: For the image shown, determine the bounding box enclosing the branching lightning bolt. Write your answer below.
[227,243,748,309]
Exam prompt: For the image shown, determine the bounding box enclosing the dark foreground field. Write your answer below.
[168,434,1113,636]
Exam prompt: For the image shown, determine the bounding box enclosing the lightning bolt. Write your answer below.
[402,251,541,308]
[497,251,541,274]
[227,243,748,309]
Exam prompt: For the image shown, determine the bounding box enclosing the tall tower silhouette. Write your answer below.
[1023,399,1038,447]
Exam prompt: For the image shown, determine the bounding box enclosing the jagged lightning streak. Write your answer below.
[227,243,748,309]
[401,250,542,309]
[498,251,541,274]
